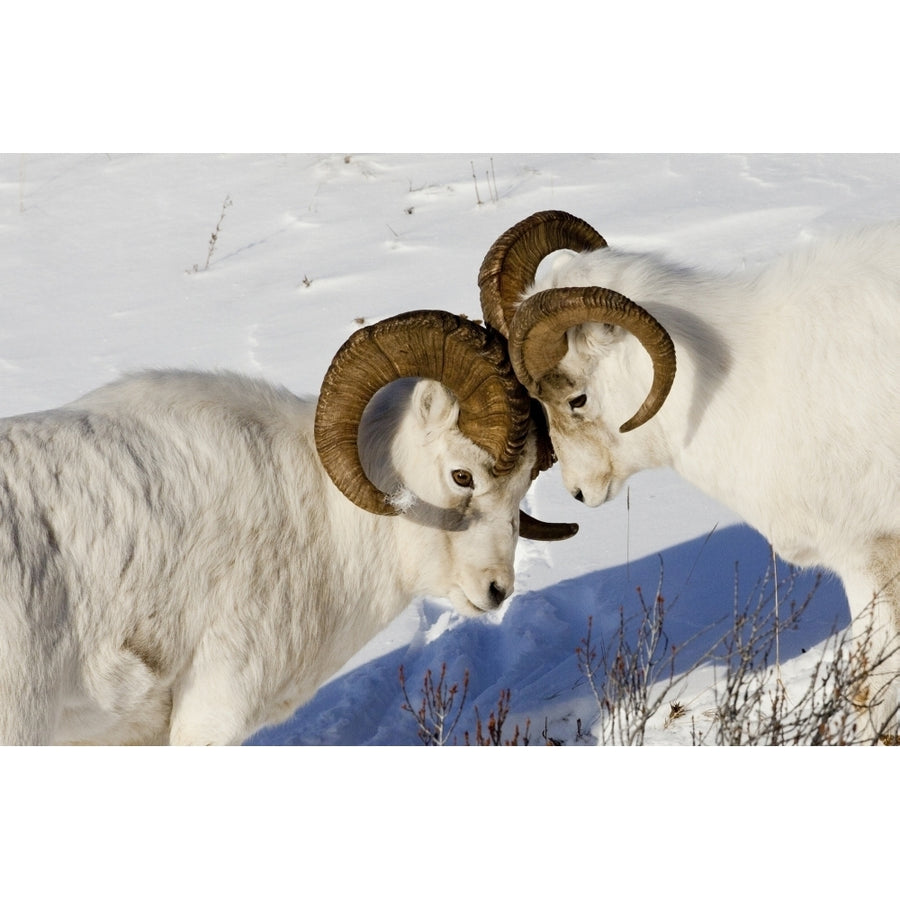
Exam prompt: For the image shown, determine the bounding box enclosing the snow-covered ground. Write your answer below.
[3,152,896,888]
[6,151,891,746]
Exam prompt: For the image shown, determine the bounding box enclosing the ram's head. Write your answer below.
[315,309,578,542]
[478,211,677,506]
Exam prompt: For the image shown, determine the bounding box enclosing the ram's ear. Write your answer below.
[547,248,579,281]
[573,320,626,356]
[411,379,459,430]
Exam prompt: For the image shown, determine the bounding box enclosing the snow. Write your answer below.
[3,151,896,887]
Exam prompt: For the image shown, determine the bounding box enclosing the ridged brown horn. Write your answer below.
[315,310,531,516]
[509,286,677,434]
[478,210,607,337]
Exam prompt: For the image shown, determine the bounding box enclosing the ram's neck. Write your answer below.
[648,274,776,521]
[276,412,413,657]
[278,472,410,697]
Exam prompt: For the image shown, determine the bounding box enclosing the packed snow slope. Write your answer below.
[2,153,897,745]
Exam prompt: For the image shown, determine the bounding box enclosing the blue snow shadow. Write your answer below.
[247,523,849,745]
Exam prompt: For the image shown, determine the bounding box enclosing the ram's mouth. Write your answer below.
[448,588,491,618]
[605,479,623,503]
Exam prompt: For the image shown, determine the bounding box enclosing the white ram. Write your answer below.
[0,310,575,745]
[479,210,900,737]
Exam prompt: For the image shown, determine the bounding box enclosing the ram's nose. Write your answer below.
[479,567,514,610]
[569,481,612,507]
[488,579,512,606]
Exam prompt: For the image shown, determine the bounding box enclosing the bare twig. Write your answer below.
[470,161,483,206]
[580,557,900,746]
[190,194,232,273]
[399,663,469,746]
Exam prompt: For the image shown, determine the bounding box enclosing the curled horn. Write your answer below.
[478,210,607,337]
[314,310,577,540]
[509,286,677,434]
[520,510,578,542]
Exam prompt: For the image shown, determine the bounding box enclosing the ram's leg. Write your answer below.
[65,643,171,745]
[0,670,56,744]
[168,654,258,746]
[0,605,59,744]
[842,537,900,743]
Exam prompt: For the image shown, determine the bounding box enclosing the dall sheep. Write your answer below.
[0,309,575,745]
[479,210,900,737]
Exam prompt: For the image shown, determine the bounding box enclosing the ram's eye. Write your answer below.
[569,394,587,411]
[451,469,474,489]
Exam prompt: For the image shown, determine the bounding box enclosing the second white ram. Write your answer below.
[479,210,900,738]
